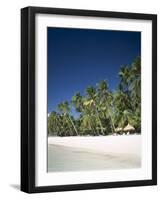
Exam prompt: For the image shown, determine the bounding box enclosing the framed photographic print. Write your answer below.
[21,6,157,193]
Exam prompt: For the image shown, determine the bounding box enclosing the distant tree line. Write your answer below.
[48,57,141,136]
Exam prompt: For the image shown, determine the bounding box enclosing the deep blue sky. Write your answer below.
[48,27,141,115]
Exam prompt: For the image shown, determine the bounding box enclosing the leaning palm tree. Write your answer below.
[119,65,131,92]
[71,92,83,113]
[86,86,105,135]
[97,80,116,133]
[48,111,62,136]
[129,57,141,109]
[72,93,95,134]
[57,101,78,135]
[113,90,133,128]
[82,98,99,135]
[57,103,71,135]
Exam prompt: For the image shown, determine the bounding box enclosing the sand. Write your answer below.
[48,135,141,157]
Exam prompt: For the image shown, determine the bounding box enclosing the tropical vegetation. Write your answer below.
[48,57,141,136]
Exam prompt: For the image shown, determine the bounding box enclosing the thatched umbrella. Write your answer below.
[123,124,135,132]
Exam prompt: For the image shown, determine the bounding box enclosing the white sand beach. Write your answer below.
[48,135,141,172]
[48,135,141,156]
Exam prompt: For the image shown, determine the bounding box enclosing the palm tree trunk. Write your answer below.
[106,101,115,134]
[66,118,73,136]
[97,115,105,135]
[94,102,105,135]
[63,114,73,136]
[68,115,78,135]
[57,117,63,135]
[89,117,96,135]
[109,113,115,133]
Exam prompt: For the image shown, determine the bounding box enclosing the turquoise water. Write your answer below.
[48,144,141,172]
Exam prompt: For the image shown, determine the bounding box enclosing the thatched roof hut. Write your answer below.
[123,124,135,132]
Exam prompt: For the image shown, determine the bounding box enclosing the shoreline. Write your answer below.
[48,135,141,157]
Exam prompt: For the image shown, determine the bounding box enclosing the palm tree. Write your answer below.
[72,92,99,135]
[129,57,141,108]
[119,65,131,92]
[58,101,78,135]
[97,80,116,133]
[113,90,134,128]
[48,111,62,135]
[82,98,98,135]
[71,92,83,113]
[86,86,105,135]
[113,58,140,131]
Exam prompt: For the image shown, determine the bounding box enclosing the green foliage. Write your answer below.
[48,57,141,136]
